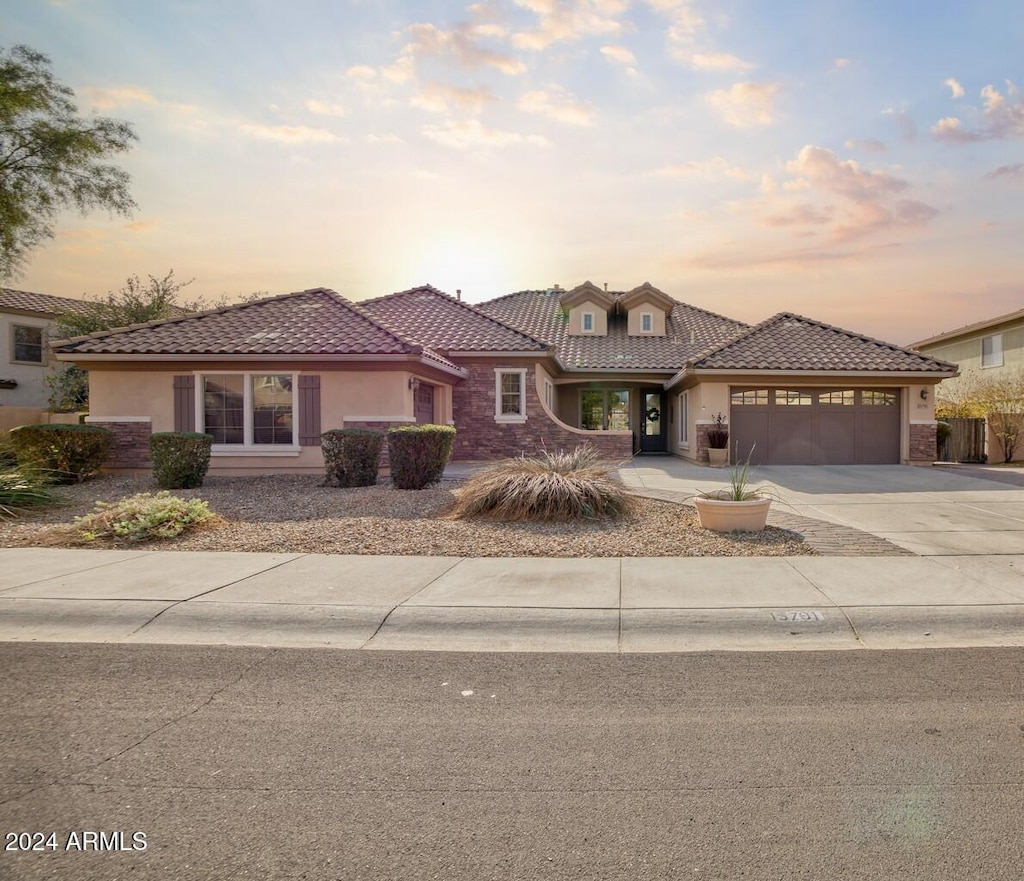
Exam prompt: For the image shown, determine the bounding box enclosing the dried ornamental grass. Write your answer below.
[452,445,637,522]
[74,491,222,543]
[0,466,58,519]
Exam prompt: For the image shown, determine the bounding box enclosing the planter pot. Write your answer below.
[693,496,772,533]
[707,448,729,467]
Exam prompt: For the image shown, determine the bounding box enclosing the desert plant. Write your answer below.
[321,428,383,487]
[451,444,637,522]
[387,424,456,490]
[0,465,58,519]
[149,432,213,489]
[706,412,729,449]
[0,432,17,468]
[74,491,219,543]
[8,423,111,483]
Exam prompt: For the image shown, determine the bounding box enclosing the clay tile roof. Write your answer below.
[691,312,958,373]
[0,288,96,317]
[478,289,749,370]
[359,285,550,353]
[52,287,459,369]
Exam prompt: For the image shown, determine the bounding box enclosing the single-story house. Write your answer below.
[51,282,957,472]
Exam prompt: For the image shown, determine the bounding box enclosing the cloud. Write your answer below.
[653,156,751,180]
[832,58,851,70]
[984,163,1024,181]
[305,99,347,117]
[932,80,1024,142]
[944,77,965,99]
[844,138,887,153]
[600,44,637,75]
[786,145,907,202]
[652,1,754,71]
[518,86,594,126]
[123,220,159,233]
[411,82,498,115]
[404,21,526,74]
[706,82,781,127]
[239,123,342,144]
[689,52,754,72]
[762,203,835,227]
[80,86,157,108]
[346,65,377,81]
[367,132,404,144]
[510,0,629,51]
[884,108,917,142]
[421,118,549,149]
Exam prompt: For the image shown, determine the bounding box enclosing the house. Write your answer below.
[51,282,957,472]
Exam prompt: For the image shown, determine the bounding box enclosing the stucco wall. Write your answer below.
[0,313,57,408]
[918,318,1024,400]
[567,300,608,336]
[626,305,667,336]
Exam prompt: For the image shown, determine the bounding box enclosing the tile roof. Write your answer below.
[359,285,550,353]
[0,288,96,317]
[53,287,460,370]
[478,288,749,370]
[690,312,958,373]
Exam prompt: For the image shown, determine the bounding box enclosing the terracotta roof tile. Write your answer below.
[691,312,957,373]
[0,288,96,317]
[478,289,749,370]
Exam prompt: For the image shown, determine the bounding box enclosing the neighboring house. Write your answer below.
[52,282,956,473]
[0,288,94,410]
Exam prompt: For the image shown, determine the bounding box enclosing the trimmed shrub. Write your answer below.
[150,432,213,489]
[9,423,112,484]
[451,444,636,522]
[74,491,220,543]
[321,428,383,487]
[387,424,456,490]
[0,465,58,519]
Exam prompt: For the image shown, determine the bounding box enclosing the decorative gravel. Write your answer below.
[0,474,814,557]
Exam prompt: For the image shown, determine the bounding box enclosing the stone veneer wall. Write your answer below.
[450,360,634,462]
[87,419,152,469]
[695,422,728,464]
[909,422,938,463]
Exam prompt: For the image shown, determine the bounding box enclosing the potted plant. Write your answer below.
[692,447,774,533]
[706,412,729,467]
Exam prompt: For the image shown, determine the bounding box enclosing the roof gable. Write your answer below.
[618,283,676,314]
[691,312,958,373]
[558,281,616,311]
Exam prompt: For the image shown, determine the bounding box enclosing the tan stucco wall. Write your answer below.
[626,304,667,336]
[567,300,608,336]
[89,370,177,432]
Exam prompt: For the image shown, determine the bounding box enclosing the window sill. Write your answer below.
[11,360,45,366]
[980,363,1003,369]
[212,448,302,457]
[494,415,528,424]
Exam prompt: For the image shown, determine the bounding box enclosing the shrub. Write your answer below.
[9,423,112,483]
[74,491,219,543]
[321,428,383,487]
[451,444,637,522]
[0,465,58,519]
[149,432,213,489]
[387,424,456,490]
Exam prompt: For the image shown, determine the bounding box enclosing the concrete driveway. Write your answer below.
[617,459,1024,556]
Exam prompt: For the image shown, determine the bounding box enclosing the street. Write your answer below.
[2,644,1023,880]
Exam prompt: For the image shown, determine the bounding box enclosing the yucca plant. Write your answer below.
[0,465,58,520]
[452,444,636,522]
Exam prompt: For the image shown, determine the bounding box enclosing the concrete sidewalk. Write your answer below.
[1,547,1023,653]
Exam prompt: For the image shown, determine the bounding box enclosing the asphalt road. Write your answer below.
[1,644,1023,881]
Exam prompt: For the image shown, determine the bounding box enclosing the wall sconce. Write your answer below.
[409,377,420,391]
[919,389,929,401]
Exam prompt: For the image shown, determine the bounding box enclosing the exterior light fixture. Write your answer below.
[409,377,421,391]
[920,389,929,400]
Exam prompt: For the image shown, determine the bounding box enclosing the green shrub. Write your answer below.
[9,423,112,484]
[387,424,456,490]
[321,428,383,487]
[451,444,636,522]
[150,432,213,489]
[74,491,219,543]
[0,465,58,519]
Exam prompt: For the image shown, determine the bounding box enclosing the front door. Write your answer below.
[639,390,667,453]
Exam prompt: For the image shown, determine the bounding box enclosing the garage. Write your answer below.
[729,387,901,465]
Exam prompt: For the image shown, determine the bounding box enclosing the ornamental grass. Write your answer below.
[451,444,636,522]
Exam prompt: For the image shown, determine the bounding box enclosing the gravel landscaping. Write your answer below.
[0,474,815,557]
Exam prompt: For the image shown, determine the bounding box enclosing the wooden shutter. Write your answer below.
[298,375,321,445]
[173,375,195,432]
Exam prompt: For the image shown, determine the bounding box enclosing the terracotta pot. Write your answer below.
[693,496,772,533]
[707,447,729,467]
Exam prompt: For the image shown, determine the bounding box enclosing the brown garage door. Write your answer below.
[729,388,900,465]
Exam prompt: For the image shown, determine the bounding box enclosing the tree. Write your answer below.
[936,369,1024,463]
[0,44,137,279]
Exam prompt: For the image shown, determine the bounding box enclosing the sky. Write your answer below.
[6,0,1024,344]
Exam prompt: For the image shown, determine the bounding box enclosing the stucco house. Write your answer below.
[51,282,956,472]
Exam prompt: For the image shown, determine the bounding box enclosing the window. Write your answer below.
[544,379,554,411]
[12,325,44,364]
[678,391,689,446]
[861,390,897,406]
[775,390,813,406]
[982,334,1003,368]
[731,389,768,405]
[582,312,594,332]
[641,312,653,333]
[494,369,527,421]
[580,389,630,430]
[818,390,855,406]
[200,373,296,447]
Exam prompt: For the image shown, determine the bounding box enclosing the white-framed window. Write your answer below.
[494,368,528,422]
[12,324,45,364]
[580,389,630,430]
[544,378,554,411]
[582,311,594,333]
[641,312,653,333]
[678,391,689,446]
[197,372,298,449]
[982,333,1003,368]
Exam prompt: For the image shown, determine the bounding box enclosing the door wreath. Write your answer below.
[645,406,661,422]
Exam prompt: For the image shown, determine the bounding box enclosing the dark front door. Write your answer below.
[414,383,434,424]
[639,390,667,453]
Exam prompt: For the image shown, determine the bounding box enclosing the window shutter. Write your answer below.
[298,375,321,445]
[173,375,195,432]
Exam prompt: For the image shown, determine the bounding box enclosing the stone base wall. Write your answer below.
[450,360,634,462]
[87,419,152,468]
[909,422,937,462]
[695,422,728,464]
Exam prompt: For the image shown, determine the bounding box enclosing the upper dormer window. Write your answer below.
[641,313,653,333]
[582,312,594,332]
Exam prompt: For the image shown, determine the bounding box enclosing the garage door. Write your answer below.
[729,388,901,465]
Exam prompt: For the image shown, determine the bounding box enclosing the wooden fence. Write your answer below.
[938,417,987,463]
